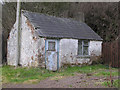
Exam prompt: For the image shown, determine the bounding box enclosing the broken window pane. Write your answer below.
[48,41,55,51]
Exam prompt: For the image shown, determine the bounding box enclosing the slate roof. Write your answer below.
[22,10,103,40]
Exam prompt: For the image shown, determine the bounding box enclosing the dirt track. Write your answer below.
[3,73,118,88]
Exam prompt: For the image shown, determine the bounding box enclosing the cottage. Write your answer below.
[7,10,103,71]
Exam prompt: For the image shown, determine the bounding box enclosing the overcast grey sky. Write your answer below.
[0,0,4,4]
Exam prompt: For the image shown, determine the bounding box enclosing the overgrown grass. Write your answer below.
[1,64,118,84]
[94,71,118,77]
[59,64,109,75]
[2,65,56,83]
[102,79,119,88]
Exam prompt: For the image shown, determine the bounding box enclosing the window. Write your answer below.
[48,41,56,51]
[78,40,89,55]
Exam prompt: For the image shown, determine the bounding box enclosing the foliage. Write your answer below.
[102,79,119,88]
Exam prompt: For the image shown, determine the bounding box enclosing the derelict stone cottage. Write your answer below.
[7,10,103,71]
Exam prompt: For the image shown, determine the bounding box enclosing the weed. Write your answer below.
[102,79,119,88]
[94,71,118,77]
[1,64,118,84]
[69,84,72,87]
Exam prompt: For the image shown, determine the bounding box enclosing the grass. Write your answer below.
[2,65,56,84]
[102,79,119,88]
[59,64,109,75]
[1,64,118,84]
[69,84,72,87]
[94,71,118,77]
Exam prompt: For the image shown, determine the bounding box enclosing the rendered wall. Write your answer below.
[20,14,45,67]
[89,41,102,56]
[59,39,78,67]
[89,40,102,62]
[59,39,102,67]
[7,22,18,66]
[7,14,45,67]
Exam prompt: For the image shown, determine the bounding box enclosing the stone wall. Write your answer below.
[7,13,45,67]
[89,41,102,56]
[7,22,18,66]
[89,40,102,62]
[7,13,102,68]
[37,37,45,68]
[20,14,45,67]
[59,39,78,67]
[59,39,102,67]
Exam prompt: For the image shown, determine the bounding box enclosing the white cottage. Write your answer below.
[7,10,103,71]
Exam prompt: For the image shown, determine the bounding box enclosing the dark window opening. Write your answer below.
[48,41,55,51]
[78,40,89,55]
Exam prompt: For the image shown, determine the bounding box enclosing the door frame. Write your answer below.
[45,39,60,70]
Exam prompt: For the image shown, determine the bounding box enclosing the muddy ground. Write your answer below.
[3,73,118,88]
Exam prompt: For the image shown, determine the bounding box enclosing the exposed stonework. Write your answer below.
[37,38,45,68]
[7,14,45,67]
[20,14,38,67]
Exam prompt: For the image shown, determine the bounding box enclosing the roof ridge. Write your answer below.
[22,10,83,24]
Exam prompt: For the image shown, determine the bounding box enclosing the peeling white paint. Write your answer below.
[47,52,55,70]
[7,22,18,66]
[7,14,45,67]
[59,39,102,66]
[89,41,102,56]
[46,39,58,71]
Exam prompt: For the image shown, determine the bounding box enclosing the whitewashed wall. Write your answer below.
[20,14,36,66]
[89,41,102,56]
[7,13,102,68]
[20,14,46,67]
[7,14,45,67]
[7,22,18,66]
[59,39,78,67]
[59,39,102,67]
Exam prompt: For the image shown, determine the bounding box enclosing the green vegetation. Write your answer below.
[1,64,118,84]
[2,66,56,84]
[69,84,73,87]
[102,79,119,88]
[94,70,118,77]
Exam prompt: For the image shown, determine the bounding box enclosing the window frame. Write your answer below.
[46,39,57,52]
[48,41,56,51]
[78,40,90,56]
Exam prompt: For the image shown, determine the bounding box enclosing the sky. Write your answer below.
[0,0,4,4]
